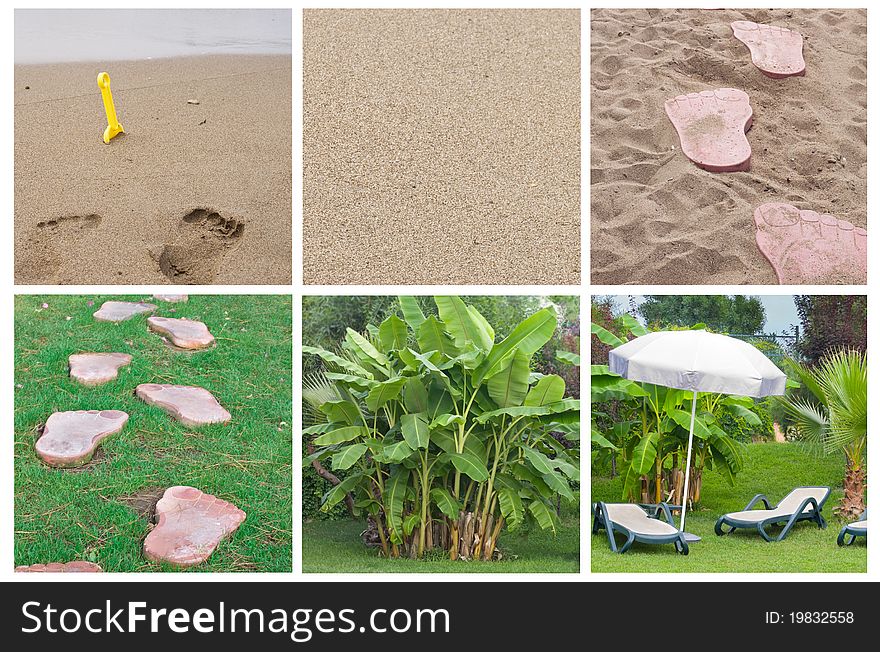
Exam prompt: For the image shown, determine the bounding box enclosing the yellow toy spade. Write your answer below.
[97,72,124,143]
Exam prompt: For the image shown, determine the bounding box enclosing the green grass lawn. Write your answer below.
[14,294,292,572]
[592,442,866,573]
[302,511,579,574]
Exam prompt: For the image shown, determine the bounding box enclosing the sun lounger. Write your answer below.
[593,502,688,555]
[714,486,830,542]
[837,509,867,546]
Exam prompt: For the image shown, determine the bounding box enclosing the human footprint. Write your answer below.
[664,88,753,172]
[35,409,129,467]
[143,486,246,567]
[731,21,805,79]
[754,203,866,284]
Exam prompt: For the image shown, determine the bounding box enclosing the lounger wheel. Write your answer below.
[837,530,851,546]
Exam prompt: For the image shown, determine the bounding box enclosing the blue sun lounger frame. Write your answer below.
[837,509,867,546]
[593,502,689,555]
[714,486,830,542]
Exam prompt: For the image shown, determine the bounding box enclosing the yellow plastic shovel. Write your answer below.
[97,72,124,143]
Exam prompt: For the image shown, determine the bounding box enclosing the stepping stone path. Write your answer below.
[93,300,157,322]
[15,561,103,573]
[35,410,129,467]
[664,88,753,172]
[148,316,215,350]
[731,21,805,79]
[143,486,245,567]
[136,384,231,426]
[153,294,189,303]
[69,352,132,386]
[754,202,867,284]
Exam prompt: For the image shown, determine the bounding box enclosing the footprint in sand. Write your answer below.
[754,203,866,285]
[16,214,102,283]
[152,208,244,284]
[730,21,805,79]
[664,88,753,173]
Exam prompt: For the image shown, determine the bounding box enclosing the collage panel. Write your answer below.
[301,295,580,572]
[14,9,292,285]
[590,294,867,572]
[13,294,292,572]
[590,8,866,285]
[303,8,581,285]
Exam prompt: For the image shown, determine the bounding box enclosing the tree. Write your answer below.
[639,296,765,335]
[794,296,867,364]
[779,349,867,519]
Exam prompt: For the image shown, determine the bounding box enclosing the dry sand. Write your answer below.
[303,9,580,285]
[15,55,292,284]
[591,8,866,285]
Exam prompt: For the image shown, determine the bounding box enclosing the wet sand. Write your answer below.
[14,54,292,284]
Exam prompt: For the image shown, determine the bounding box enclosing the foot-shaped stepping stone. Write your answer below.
[16,561,103,572]
[94,301,157,322]
[731,21,805,79]
[35,410,129,467]
[148,316,215,350]
[143,486,246,567]
[664,88,753,172]
[754,203,867,284]
[136,384,231,427]
[153,294,189,303]
[69,353,132,386]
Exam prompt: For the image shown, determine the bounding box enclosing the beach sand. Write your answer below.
[15,54,292,284]
[591,8,866,285]
[303,9,580,285]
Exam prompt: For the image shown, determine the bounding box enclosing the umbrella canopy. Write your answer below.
[609,329,787,398]
[608,329,787,534]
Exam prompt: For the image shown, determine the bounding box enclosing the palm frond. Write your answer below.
[302,372,341,425]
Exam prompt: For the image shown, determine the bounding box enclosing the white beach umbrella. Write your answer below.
[608,330,787,534]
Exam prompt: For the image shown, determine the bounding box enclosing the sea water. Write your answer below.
[15,9,291,64]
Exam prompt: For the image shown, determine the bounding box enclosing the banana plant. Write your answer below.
[591,316,754,505]
[303,296,580,560]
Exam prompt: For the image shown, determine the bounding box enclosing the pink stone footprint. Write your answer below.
[143,486,246,567]
[35,409,129,467]
[731,21,805,79]
[16,561,103,572]
[664,88,753,172]
[754,202,867,284]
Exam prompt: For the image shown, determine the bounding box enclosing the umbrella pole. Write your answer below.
[680,390,697,532]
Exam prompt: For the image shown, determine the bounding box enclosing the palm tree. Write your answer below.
[779,349,867,520]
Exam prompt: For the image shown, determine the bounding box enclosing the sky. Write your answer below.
[606,295,799,335]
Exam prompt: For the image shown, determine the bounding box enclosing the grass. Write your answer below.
[302,510,579,574]
[591,442,866,573]
[14,295,292,572]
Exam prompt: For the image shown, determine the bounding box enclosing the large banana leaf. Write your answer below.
[445,451,489,482]
[487,350,530,408]
[416,315,460,357]
[473,308,557,386]
[435,296,490,351]
[430,487,461,521]
[378,314,408,352]
[314,426,369,446]
[398,295,426,331]
[384,469,409,544]
[366,377,408,411]
[331,443,368,471]
[345,328,389,368]
[525,374,566,407]
[401,412,430,449]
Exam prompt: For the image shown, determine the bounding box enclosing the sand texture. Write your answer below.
[15,54,292,285]
[591,8,866,285]
[304,9,580,285]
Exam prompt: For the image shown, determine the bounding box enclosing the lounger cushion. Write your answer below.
[604,504,679,536]
[725,487,830,523]
[847,520,867,531]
